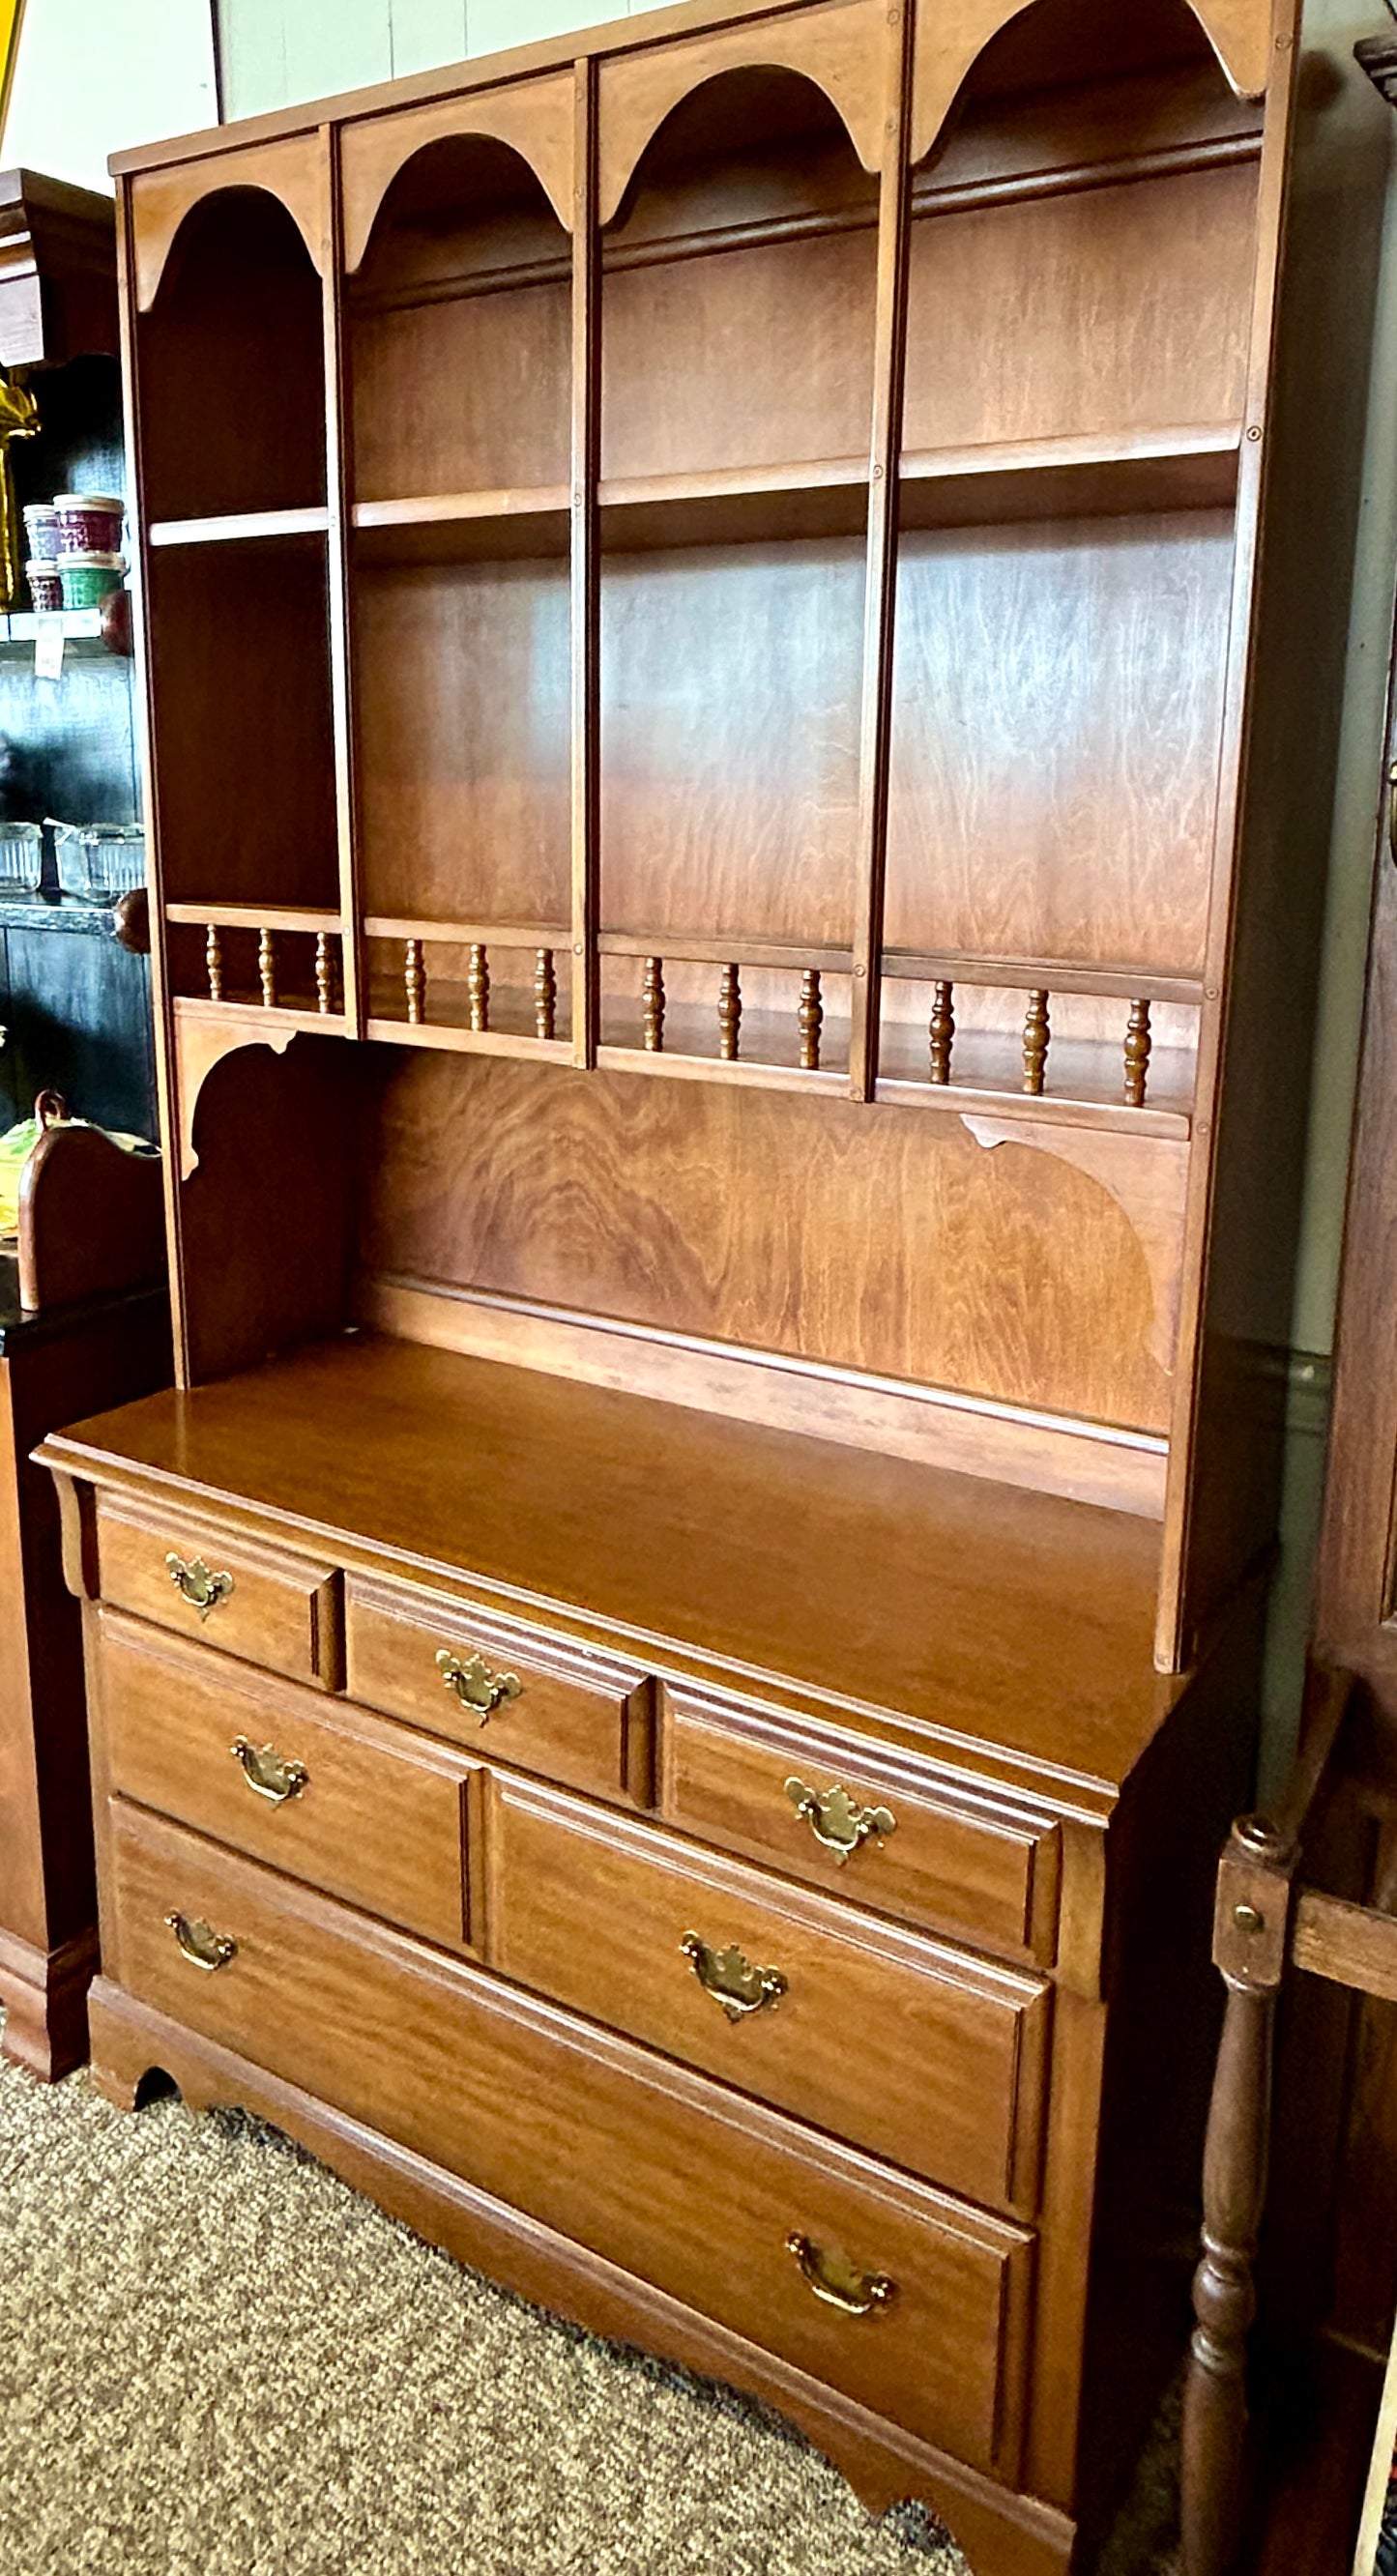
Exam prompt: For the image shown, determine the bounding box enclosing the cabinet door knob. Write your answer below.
[230,1736,308,1805]
[681,1932,787,2022]
[164,1910,237,1973]
[436,1648,523,1722]
[785,2232,895,2317]
[165,1551,234,1619]
[784,1777,895,1862]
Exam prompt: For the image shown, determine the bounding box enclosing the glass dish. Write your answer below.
[0,823,44,894]
[47,818,145,904]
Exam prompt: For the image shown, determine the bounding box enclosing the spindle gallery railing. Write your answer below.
[171,909,346,1019]
[170,907,1191,1121]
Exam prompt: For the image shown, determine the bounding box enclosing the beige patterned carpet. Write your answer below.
[0,2045,1179,2574]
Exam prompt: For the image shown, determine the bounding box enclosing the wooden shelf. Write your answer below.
[147,507,330,549]
[599,458,869,552]
[364,915,568,949]
[899,426,1242,532]
[352,488,571,565]
[167,903,341,935]
[172,993,346,1036]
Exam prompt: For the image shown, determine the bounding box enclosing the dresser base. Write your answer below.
[0,1925,99,2081]
[88,1976,1078,2576]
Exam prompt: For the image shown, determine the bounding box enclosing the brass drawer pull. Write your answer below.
[164,1910,237,1973]
[166,1551,234,1620]
[786,2232,895,2317]
[436,1648,523,1722]
[231,1736,308,1805]
[785,1778,895,1863]
[681,1932,787,2022]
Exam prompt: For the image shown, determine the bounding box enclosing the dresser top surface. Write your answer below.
[44,1330,1184,1797]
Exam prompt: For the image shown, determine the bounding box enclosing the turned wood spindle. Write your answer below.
[404,940,425,1025]
[643,956,665,1053]
[1180,1815,1297,2576]
[799,970,823,1071]
[1124,999,1152,1108]
[718,963,742,1061]
[258,928,277,1010]
[315,933,335,1017]
[1023,990,1049,1096]
[928,981,955,1085]
[468,942,490,1034]
[205,923,223,1003]
[535,948,557,1043]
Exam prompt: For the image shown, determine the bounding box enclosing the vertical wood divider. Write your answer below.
[1154,0,1298,1673]
[321,121,364,1039]
[115,171,190,1383]
[570,56,601,1069]
[848,0,916,1103]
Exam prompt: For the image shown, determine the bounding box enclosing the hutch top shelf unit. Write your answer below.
[115,0,1299,1684]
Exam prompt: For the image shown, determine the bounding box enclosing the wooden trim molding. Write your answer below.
[340,72,577,269]
[131,134,329,310]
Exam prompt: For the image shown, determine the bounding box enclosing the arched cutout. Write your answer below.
[138,186,327,521]
[341,71,574,274]
[598,0,889,230]
[347,130,571,503]
[132,136,325,312]
[914,0,1273,166]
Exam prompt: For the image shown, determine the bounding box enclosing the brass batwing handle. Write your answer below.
[436,1648,523,1722]
[231,1736,308,1805]
[786,2232,895,2317]
[681,1932,787,2022]
[785,1778,895,1863]
[164,1910,237,1973]
[166,1551,234,1620]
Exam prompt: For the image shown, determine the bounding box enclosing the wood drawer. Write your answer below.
[99,1609,475,1953]
[660,1685,1062,1964]
[97,1498,343,1692]
[109,1802,1033,2479]
[346,1573,654,1806]
[489,1775,1050,2215]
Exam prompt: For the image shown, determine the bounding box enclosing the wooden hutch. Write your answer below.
[38,2,1332,2566]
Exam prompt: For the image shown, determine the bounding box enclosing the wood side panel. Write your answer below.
[107,1802,1034,2480]
[340,72,577,267]
[98,1609,473,1952]
[0,1367,43,1944]
[488,1770,1051,2214]
[131,134,328,310]
[571,55,602,1069]
[597,0,889,228]
[357,1054,1180,1432]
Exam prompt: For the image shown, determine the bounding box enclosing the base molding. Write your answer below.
[89,1978,1077,2576]
[0,1922,99,2080]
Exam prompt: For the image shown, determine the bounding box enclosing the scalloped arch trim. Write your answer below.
[341,72,576,275]
[133,138,325,313]
[598,0,888,231]
[912,0,1275,168]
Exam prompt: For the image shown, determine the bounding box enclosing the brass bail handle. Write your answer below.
[166,1551,234,1620]
[165,1911,237,1973]
[784,1777,896,1863]
[436,1648,523,1722]
[785,2232,896,2318]
[231,1737,309,1805]
[681,1932,787,2022]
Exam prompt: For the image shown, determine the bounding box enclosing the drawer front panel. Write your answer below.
[662,1689,1061,1963]
[98,1499,342,1692]
[347,1574,653,1807]
[100,1610,474,1953]
[110,1804,1033,2478]
[490,1776,1049,2215]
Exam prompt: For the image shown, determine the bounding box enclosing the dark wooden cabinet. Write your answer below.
[35,3,1360,2567]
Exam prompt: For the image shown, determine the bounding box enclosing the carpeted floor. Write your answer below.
[0,2043,1180,2575]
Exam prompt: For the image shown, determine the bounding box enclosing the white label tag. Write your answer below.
[33,620,64,681]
